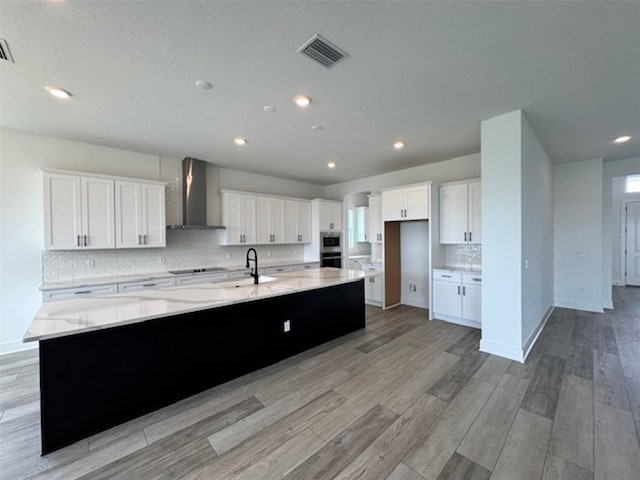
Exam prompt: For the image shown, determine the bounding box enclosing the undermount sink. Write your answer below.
[222,275,278,287]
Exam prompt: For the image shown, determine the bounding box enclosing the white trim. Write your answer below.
[522,306,554,361]
[39,167,166,185]
[0,341,38,356]
[480,338,524,362]
[401,297,428,309]
[554,299,604,313]
[603,299,614,310]
[433,313,481,330]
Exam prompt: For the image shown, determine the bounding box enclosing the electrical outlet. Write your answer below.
[283,320,291,333]
[158,256,166,265]
[267,250,271,257]
[86,259,95,268]
[225,252,231,260]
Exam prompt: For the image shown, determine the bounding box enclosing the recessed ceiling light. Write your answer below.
[393,141,405,150]
[233,137,247,146]
[294,95,311,107]
[311,125,323,131]
[614,135,631,143]
[327,162,336,169]
[263,105,276,113]
[45,86,72,99]
[195,80,213,90]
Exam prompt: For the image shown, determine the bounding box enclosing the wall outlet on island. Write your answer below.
[158,256,166,265]
[86,259,95,269]
[225,252,231,260]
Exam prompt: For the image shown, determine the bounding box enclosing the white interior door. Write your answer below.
[626,201,640,286]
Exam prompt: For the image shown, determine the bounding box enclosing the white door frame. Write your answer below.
[625,200,640,286]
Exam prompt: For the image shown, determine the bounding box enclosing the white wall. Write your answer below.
[554,158,604,312]
[520,115,554,347]
[602,157,640,306]
[325,153,481,200]
[0,129,160,353]
[480,111,524,361]
[220,168,325,199]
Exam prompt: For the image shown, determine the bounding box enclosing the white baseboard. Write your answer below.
[603,300,613,310]
[555,299,604,313]
[522,305,554,361]
[480,338,524,362]
[433,313,481,330]
[0,340,38,356]
[401,297,428,309]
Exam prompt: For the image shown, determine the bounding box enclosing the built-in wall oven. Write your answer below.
[320,232,342,268]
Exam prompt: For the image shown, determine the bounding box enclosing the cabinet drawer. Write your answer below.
[228,270,252,279]
[463,273,482,284]
[433,271,462,283]
[43,284,118,302]
[296,262,319,271]
[263,266,294,274]
[175,273,229,286]
[118,278,175,293]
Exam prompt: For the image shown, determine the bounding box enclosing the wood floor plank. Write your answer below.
[78,396,262,480]
[426,350,488,402]
[436,452,490,480]
[520,354,566,419]
[386,463,426,480]
[549,374,594,471]
[457,373,529,470]
[228,428,325,480]
[185,390,346,480]
[403,379,495,480]
[282,404,398,480]
[594,401,640,480]
[445,329,481,356]
[310,362,419,442]
[489,408,552,480]
[380,352,459,415]
[593,322,619,355]
[207,367,349,454]
[471,355,511,386]
[624,376,640,446]
[333,393,447,480]
[355,322,421,354]
[542,454,593,480]
[593,349,630,411]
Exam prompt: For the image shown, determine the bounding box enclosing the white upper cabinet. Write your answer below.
[221,191,256,245]
[43,172,115,250]
[381,184,430,221]
[356,206,368,242]
[317,200,342,231]
[368,195,383,243]
[115,181,166,248]
[256,196,285,244]
[439,180,481,244]
[284,200,311,244]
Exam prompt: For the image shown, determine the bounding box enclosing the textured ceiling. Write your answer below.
[0,1,638,185]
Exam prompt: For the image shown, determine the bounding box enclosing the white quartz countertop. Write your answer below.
[39,260,320,291]
[25,268,367,342]
[433,265,482,274]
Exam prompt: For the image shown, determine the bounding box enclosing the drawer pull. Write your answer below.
[142,283,156,287]
[441,274,452,278]
[473,278,481,282]
[75,290,91,295]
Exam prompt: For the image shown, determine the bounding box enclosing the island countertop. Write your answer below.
[25,268,367,342]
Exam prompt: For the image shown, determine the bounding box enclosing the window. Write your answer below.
[626,174,640,193]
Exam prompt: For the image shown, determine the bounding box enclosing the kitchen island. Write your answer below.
[24,268,366,454]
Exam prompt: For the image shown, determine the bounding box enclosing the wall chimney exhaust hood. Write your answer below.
[167,157,225,230]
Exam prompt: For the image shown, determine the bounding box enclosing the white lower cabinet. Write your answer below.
[365,273,383,306]
[432,270,481,328]
[43,284,118,302]
[174,273,229,286]
[117,277,175,293]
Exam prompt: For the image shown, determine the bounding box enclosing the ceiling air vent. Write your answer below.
[0,38,14,63]
[297,34,347,68]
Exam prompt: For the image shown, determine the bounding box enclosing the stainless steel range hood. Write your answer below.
[167,158,225,230]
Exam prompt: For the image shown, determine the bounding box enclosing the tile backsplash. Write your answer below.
[42,230,306,283]
[445,244,482,270]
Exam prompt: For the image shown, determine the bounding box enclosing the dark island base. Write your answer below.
[39,280,365,454]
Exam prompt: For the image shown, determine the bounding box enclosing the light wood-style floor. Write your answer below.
[1,287,639,480]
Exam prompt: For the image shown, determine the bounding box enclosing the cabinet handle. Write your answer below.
[142,283,156,287]
[469,232,472,242]
[473,278,481,282]
[442,274,452,278]
[77,235,81,247]
[144,234,148,245]
[457,285,461,295]
[75,290,90,295]
[138,235,142,245]
[83,235,88,246]
[330,222,334,229]
[464,232,467,242]
[463,286,466,295]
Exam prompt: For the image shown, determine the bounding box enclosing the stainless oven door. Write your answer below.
[321,254,342,268]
